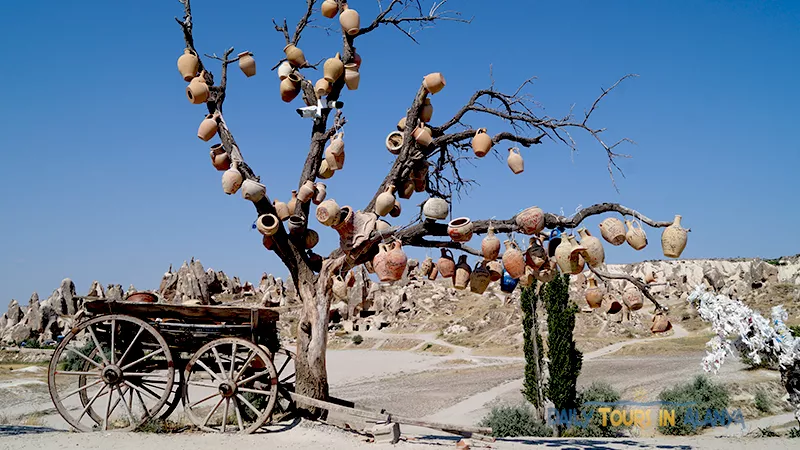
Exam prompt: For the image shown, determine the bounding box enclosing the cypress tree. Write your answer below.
[544,273,583,414]
[521,283,545,418]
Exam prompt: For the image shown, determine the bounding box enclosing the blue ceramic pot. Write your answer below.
[500,270,518,293]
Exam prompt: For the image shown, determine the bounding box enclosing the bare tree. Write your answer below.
[173,0,685,414]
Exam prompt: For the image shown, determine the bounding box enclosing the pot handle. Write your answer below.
[444,248,453,258]
[474,128,486,138]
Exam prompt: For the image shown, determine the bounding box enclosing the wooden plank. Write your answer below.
[80,298,279,324]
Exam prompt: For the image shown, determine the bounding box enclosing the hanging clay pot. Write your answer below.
[524,236,547,270]
[577,228,605,268]
[281,73,302,103]
[502,240,526,279]
[645,271,657,284]
[344,63,360,90]
[339,5,361,35]
[420,256,434,277]
[277,61,292,80]
[420,98,433,123]
[533,261,557,284]
[308,251,323,273]
[210,144,231,171]
[256,213,279,236]
[482,226,501,261]
[241,179,267,203]
[412,162,429,192]
[651,312,672,333]
[386,131,403,155]
[273,199,290,221]
[238,51,256,77]
[315,78,332,99]
[287,190,299,214]
[321,0,338,18]
[186,73,209,104]
[487,260,503,282]
[262,234,275,251]
[623,286,643,311]
[287,215,306,237]
[399,179,414,200]
[661,215,687,258]
[472,128,492,157]
[397,117,407,132]
[437,249,456,278]
[372,243,389,281]
[197,113,219,141]
[376,219,391,232]
[297,180,316,203]
[323,53,344,83]
[332,274,348,300]
[325,132,345,170]
[384,240,408,282]
[331,205,355,243]
[500,270,519,293]
[423,197,449,221]
[599,217,626,246]
[316,198,341,226]
[390,200,402,218]
[304,229,319,249]
[177,48,199,82]
[375,184,396,217]
[602,296,622,315]
[313,182,327,205]
[448,217,473,242]
[519,266,535,288]
[507,147,524,174]
[283,44,307,67]
[428,264,439,281]
[222,164,243,195]
[470,261,491,294]
[554,234,586,275]
[585,278,604,309]
[625,219,648,250]
[454,255,471,290]
[412,123,433,147]
[318,159,334,179]
[516,206,545,235]
[423,72,446,94]
[352,49,362,69]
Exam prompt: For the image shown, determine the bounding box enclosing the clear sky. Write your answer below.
[1,0,798,307]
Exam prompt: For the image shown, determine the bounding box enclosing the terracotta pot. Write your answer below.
[323,53,344,83]
[372,244,388,280]
[661,215,687,258]
[502,240,526,279]
[277,61,292,80]
[651,312,672,333]
[325,132,346,170]
[222,164,243,195]
[297,180,316,203]
[241,179,267,203]
[390,199,402,218]
[516,206,545,235]
[423,72,446,94]
[448,217,473,242]
[210,144,231,171]
[625,219,648,250]
[304,229,319,249]
[262,234,275,250]
[375,184,396,217]
[437,249,456,278]
[256,213,279,236]
[238,51,256,77]
[420,98,433,122]
[554,234,586,275]
[470,261,491,294]
[397,117,407,131]
[533,262,557,284]
[197,113,219,141]
[481,226,501,261]
[412,123,433,147]
[487,260,503,282]
[313,182,327,205]
[331,206,355,243]
[412,162,429,192]
[376,219,391,232]
[287,190,299,215]
[420,256,434,277]
[428,264,439,281]
[500,270,519,293]
[332,274,348,300]
[472,128,492,157]
[519,266,535,287]
[321,0,338,18]
[273,199,290,221]
[339,6,361,35]
[344,63,360,90]
[352,49,362,69]
[308,252,323,273]
[507,147,524,174]
[280,73,302,103]
[602,296,622,315]
[318,159,334,179]
[585,278,603,308]
[599,217,626,246]
[177,48,199,82]
[577,228,605,268]
[623,286,643,311]
[645,271,657,284]
[454,255,471,290]
[126,292,158,303]
[384,241,408,282]
[346,270,356,288]
[283,44,307,67]
[399,179,414,199]
[315,78,332,98]
[386,131,403,155]
[186,73,209,104]
[287,215,306,237]
[316,198,341,226]
[524,236,547,269]
[423,197,449,221]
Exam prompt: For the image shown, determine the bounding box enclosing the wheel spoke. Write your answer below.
[110,319,116,364]
[117,326,144,367]
[211,347,228,381]
[233,397,244,431]
[236,393,261,416]
[195,359,224,383]
[222,397,230,433]
[128,380,163,401]
[60,378,103,401]
[202,397,225,427]
[55,370,102,376]
[236,370,270,387]
[87,325,109,365]
[103,385,113,430]
[233,350,256,382]
[279,373,295,384]
[123,380,160,401]
[116,385,136,425]
[120,348,164,372]
[187,380,218,389]
[66,346,103,370]
[238,387,274,396]
[77,385,107,422]
[229,343,237,379]
[188,391,221,409]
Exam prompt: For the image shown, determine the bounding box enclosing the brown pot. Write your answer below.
[448,217,473,242]
[304,229,319,249]
[283,44,307,67]
[472,128,492,157]
[645,271,657,284]
[186,73,209,104]
[428,264,439,281]
[273,199,290,221]
[287,190,299,214]
[554,235,586,275]
[423,72,446,94]
[519,266,535,287]
[651,312,672,333]
[256,214,279,236]
[262,234,275,250]
[277,61,292,80]
[353,49,362,69]
[420,256,434,277]
[470,261,491,294]
[533,263,557,284]
[344,63,360,90]
[323,53,344,83]
[210,144,231,171]
[585,278,603,309]
[321,0,338,18]
[602,296,622,315]
[625,219,648,250]
[577,228,605,268]
[331,205,355,243]
[412,123,433,147]
[515,206,545,235]
[325,132,346,170]
[375,184,396,217]
[386,131,403,155]
[412,162,429,192]
[507,147,524,174]
[339,5,361,35]
[222,164,243,195]
[372,243,389,280]
[376,219,391,232]
[384,241,408,282]
[241,179,266,203]
[177,48,199,82]
[502,240,526,279]
[126,292,158,303]
[313,182,327,205]
[623,286,643,311]
[524,236,547,270]
[332,274,348,300]
[287,215,306,237]
[390,199,402,218]
[397,117,407,131]
[481,226,501,260]
[399,179,414,199]
[421,98,433,122]
[661,215,688,258]
[423,197,449,221]
[454,255,471,290]
[487,260,503,282]
[280,73,301,103]
[599,217,626,246]
[315,78,332,99]
[197,113,219,141]
[437,248,456,278]
[316,198,341,226]
[238,51,256,77]
[318,159,335,179]
[297,180,316,203]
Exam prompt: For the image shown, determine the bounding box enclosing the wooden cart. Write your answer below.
[47,297,296,434]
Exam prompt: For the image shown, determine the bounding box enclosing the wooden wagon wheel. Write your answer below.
[183,337,278,434]
[48,314,175,432]
[271,347,296,420]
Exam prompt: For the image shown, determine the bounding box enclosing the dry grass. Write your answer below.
[415,342,453,355]
[374,338,423,351]
[436,358,477,366]
[609,334,716,357]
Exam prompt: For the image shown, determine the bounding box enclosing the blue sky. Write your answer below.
[1,0,798,306]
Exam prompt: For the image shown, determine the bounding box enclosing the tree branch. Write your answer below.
[587,264,666,312]
[355,0,473,40]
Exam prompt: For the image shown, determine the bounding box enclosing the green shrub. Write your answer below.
[138,418,186,433]
[788,427,800,438]
[790,325,800,338]
[657,375,731,436]
[754,390,771,413]
[478,404,553,438]
[21,338,41,349]
[60,340,97,371]
[351,334,363,345]
[562,381,625,437]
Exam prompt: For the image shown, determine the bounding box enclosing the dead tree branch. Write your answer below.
[356,0,473,40]
[588,264,666,312]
